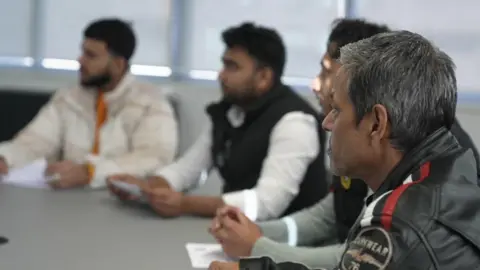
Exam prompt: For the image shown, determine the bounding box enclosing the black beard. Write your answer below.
[221,82,258,107]
[80,73,112,88]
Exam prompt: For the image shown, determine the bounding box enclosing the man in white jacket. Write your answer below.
[0,18,178,189]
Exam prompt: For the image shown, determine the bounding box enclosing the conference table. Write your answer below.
[0,184,217,270]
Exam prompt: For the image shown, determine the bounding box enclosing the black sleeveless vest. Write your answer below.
[331,176,369,242]
[206,84,329,217]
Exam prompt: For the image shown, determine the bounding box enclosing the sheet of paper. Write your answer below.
[186,243,235,268]
[1,159,50,189]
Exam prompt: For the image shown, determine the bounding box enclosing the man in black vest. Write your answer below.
[108,22,329,221]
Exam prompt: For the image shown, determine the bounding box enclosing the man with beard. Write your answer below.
[209,30,480,270]
[0,18,178,189]
[108,22,329,221]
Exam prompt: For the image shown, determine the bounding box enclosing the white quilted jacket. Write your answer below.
[0,74,178,188]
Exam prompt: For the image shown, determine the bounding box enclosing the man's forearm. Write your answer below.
[147,176,172,189]
[258,220,289,242]
[181,195,225,217]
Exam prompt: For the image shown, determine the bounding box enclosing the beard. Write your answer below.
[220,78,258,106]
[80,70,112,89]
[221,86,258,106]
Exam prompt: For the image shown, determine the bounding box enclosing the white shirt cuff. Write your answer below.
[281,216,298,246]
[222,189,259,221]
[153,167,184,191]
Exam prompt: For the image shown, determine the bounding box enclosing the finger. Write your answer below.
[209,261,229,270]
[210,216,225,234]
[233,210,250,225]
[213,227,230,242]
[217,206,231,216]
[208,261,220,270]
[220,215,242,231]
[216,206,227,217]
[211,217,222,231]
[111,188,137,201]
[222,207,242,222]
[217,205,239,218]
[209,229,225,244]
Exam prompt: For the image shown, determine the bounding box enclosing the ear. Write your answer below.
[370,104,389,141]
[256,67,274,90]
[112,56,127,72]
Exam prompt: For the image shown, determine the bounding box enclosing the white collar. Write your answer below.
[226,105,245,128]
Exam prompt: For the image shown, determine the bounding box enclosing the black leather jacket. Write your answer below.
[238,127,480,270]
[451,119,480,180]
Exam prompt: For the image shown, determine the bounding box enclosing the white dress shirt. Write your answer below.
[155,106,320,221]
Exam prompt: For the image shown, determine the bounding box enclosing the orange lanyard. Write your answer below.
[88,91,107,181]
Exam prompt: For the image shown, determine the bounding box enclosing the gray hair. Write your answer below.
[339,30,457,152]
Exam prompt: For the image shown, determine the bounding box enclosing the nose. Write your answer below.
[311,76,321,93]
[322,111,334,132]
[77,56,86,68]
[218,69,226,82]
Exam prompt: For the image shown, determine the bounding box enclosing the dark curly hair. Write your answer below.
[222,22,286,80]
[327,18,390,59]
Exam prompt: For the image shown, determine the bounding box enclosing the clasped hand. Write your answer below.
[107,174,184,217]
[208,206,262,258]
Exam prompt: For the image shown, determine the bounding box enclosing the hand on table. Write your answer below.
[209,261,240,270]
[107,174,149,201]
[46,160,89,189]
[143,187,184,217]
[209,206,262,258]
[108,174,184,217]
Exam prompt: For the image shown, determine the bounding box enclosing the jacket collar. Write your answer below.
[372,127,462,200]
[69,73,135,117]
[102,73,135,105]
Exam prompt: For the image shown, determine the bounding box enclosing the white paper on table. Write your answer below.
[186,243,235,268]
[1,158,50,189]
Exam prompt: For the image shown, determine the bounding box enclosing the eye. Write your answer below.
[330,107,340,117]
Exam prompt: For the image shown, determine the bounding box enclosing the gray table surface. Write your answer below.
[0,184,217,270]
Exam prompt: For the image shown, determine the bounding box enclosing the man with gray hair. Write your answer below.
[210,30,480,270]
